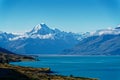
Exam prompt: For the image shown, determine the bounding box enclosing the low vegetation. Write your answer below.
[0,52,35,63]
[0,64,98,80]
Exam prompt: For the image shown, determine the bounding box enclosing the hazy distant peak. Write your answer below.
[114,24,120,29]
[40,23,46,25]
[117,24,120,27]
[115,27,120,30]
[0,31,3,34]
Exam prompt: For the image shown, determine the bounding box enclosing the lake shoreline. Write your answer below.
[0,63,98,80]
[10,56,120,80]
[0,55,98,80]
[25,54,120,57]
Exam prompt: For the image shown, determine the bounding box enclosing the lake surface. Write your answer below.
[10,56,120,80]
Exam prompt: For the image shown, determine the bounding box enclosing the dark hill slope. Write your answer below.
[0,47,35,63]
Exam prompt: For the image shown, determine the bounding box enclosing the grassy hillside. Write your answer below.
[0,64,98,80]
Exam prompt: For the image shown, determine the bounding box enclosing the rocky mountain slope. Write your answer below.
[0,23,120,55]
[0,23,84,54]
[62,27,120,55]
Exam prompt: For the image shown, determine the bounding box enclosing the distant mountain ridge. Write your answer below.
[62,27,120,55]
[0,23,84,54]
[0,23,120,55]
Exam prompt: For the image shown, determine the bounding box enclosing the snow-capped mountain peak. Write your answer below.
[31,24,41,34]
[39,23,51,31]
[6,23,83,41]
[33,24,41,31]
[29,23,53,35]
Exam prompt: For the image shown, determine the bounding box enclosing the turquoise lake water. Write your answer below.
[10,56,120,80]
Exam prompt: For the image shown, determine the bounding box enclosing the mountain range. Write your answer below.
[0,23,83,54]
[0,23,120,55]
[63,27,120,55]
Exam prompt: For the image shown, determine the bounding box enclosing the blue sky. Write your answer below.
[0,0,120,33]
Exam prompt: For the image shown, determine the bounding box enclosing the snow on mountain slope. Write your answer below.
[0,23,83,54]
[0,23,120,54]
[9,24,55,41]
[90,27,120,36]
[9,23,83,41]
[62,27,120,55]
